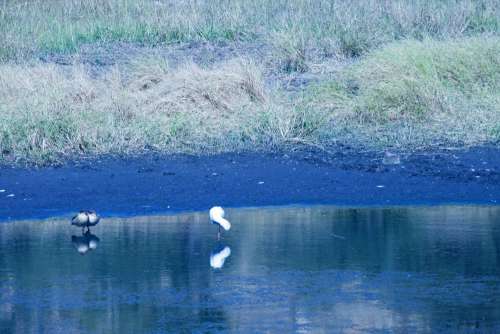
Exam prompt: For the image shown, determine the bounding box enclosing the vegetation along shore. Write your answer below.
[1,0,499,165]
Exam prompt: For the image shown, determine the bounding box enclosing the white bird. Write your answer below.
[209,206,231,240]
[210,245,231,269]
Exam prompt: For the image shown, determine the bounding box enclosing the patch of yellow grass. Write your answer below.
[131,59,266,118]
[0,57,269,163]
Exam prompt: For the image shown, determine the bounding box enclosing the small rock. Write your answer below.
[382,151,400,165]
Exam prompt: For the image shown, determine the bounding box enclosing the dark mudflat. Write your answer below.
[1,147,500,222]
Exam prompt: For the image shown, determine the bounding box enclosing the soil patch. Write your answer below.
[1,147,499,222]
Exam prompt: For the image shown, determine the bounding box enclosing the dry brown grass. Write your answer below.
[131,59,266,118]
[0,57,272,163]
[2,35,500,165]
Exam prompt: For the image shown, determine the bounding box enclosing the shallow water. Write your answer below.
[1,206,500,333]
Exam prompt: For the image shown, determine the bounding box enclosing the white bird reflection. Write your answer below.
[71,231,100,255]
[210,243,231,269]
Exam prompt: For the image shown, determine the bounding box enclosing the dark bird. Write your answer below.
[71,210,101,232]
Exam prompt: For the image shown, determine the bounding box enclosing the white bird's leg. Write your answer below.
[217,225,221,241]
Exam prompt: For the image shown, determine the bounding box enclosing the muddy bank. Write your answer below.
[1,147,500,222]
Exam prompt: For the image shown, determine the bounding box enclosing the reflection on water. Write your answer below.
[1,206,500,333]
[71,231,100,255]
[210,243,231,269]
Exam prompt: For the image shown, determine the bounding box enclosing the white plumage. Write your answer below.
[71,235,90,255]
[71,232,100,255]
[210,246,231,269]
[87,234,100,250]
[71,210,101,231]
[209,206,231,231]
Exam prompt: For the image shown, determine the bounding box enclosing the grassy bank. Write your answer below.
[1,37,499,164]
[308,36,500,148]
[1,1,500,165]
[1,0,499,61]
[0,59,267,163]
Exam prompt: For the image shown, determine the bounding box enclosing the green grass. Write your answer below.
[1,1,500,164]
[308,36,500,148]
[1,0,499,61]
[3,36,499,165]
[2,36,500,164]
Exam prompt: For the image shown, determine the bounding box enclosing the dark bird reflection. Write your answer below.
[210,243,231,269]
[71,231,100,255]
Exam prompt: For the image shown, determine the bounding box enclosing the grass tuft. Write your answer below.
[309,36,500,148]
